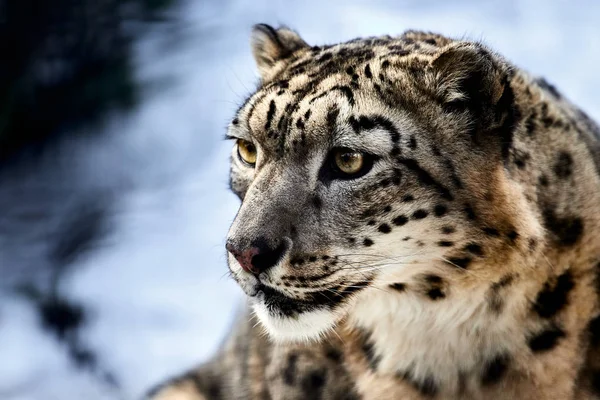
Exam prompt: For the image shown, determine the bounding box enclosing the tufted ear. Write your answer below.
[251,24,309,81]
[431,43,508,114]
[431,43,518,155]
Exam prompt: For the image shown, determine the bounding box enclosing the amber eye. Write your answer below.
[334,148,364,175]
[237,139,257,166]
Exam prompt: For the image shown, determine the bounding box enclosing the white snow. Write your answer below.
[1,0,599,399]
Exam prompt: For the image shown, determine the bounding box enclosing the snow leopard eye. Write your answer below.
[335,149,363,174]
[327,147,375,180]
[237,139,257,166]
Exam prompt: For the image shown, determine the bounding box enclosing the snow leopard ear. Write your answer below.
[251,24,308,82]
[431,42,518,154]
[431,42,508,113]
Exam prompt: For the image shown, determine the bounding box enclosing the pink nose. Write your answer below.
[226,243,260,274]
[226,239,288,275]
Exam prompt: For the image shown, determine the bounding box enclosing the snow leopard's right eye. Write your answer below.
[320,147,377,182]
[334,148,364,175]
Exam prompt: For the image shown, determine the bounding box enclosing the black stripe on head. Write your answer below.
[396,158,453,201]
[347,115,401,144]
[330,85,355,106]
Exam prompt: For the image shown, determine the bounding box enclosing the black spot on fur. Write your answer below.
[441,226,455,234]
[424,275,442,284]
[358,329,381,371]
[427,288,445,300]
[379,178,392,187]
[446,257,471,269]
[528,238,538,251]
[363,238,374,247]
[542,209,584,247]
[232,118,239,125]
[433,204,448,217]
[513,150,530,169]
[358,116,376,130]
[533,270,574,318]
[483,227,500,237]
[378,224,391,233]
[402,194,414,202]
[325,347,343,362]
[408,135,417,150]
[463,204,477,220]
[589,315,600,346]
[362,207,377,218]
[312,196,322,209]
[437,241,453,247]
[397,369,438,397]
[283,354,298,385]
[465,243,484,256]
[301,369,326,399]
[390,282,406,292]
[412,209,429,219]
[528,325,566,352]
[423,274,445,300]
[488,274,514,313]
[553,151,573,178]
[364,64,373,78]
[481,353,511,385]
[393,215,408,226]
[326,107,340,132]
[525,113,537,136]
[309,256,317,262]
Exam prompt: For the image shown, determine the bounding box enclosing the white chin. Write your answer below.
[252,302,338,343]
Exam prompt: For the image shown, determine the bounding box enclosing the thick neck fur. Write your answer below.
[343,251,529,391]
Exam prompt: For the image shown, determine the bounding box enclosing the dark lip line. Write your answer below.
[253,279,372,317]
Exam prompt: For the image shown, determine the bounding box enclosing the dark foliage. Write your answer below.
[0,0,178,166]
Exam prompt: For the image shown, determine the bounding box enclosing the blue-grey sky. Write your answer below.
[1,1,599,399]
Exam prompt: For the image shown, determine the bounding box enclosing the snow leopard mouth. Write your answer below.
[251,280,372,318]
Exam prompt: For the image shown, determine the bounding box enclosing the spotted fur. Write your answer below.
[150,25,600,399]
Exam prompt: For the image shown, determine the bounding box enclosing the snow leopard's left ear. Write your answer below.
[251,24,308,82]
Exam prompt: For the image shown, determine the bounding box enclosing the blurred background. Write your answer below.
[0,0,598,399]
